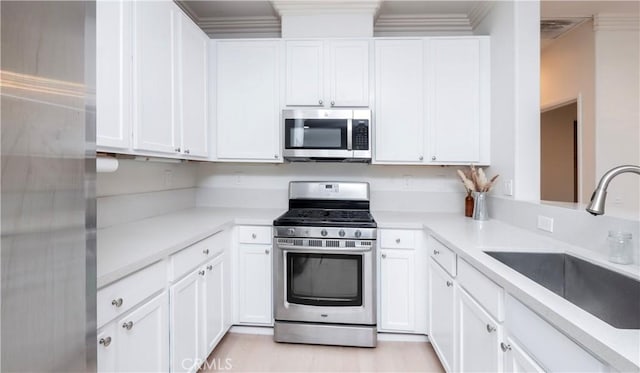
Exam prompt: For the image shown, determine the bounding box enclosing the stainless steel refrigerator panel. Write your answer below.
[1,1,96,372]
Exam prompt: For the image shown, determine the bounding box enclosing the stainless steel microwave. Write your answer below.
[282,109,371,162]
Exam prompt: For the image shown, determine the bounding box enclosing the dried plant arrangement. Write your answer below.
[457,165,499,193]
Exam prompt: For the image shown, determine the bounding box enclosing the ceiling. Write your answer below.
[178,0,639,39]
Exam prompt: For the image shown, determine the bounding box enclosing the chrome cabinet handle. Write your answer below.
[395,238,400,244]
[111,298,123,308]
[330,100,335,106]
[319,99,323,105]
[446,281,453,287]
[175,147,181,153]
[265,249,270,255]
[432,156,436,161]
[252,233,257,239]
[122,321,133,330]
[433,249,440,255]
[207,265,213,271]
[184,149,190,154]
[486,324,496,333]
[381,253,387,258]
[203,249,209,255]
[99,336,112,347]
[274,154,279,159]
[500,342,512,352]
[198,270,206,276]
[419,155,424,161]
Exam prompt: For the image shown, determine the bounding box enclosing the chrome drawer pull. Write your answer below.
[446,281,453,287]
[207,265,213,271]
[203,249,210,255]
[111,298,123,308]
[122,321,133,330]
[395,238,400,244]
[433,249,440,255]
[99,337,112,347]
[199,270,206,276]
[486,324,496,333]
[500,342,512,352]
[252,233,257,239]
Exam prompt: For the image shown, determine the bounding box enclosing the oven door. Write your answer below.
[274,241,376,325]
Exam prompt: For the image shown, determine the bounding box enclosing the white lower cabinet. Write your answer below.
[170,253,226,373]
[429,258,456,372]
[237,243,273,324]
[97,291,170,373]
[378,229,427,334]
[503,336,546,373]
[457,287,502,373]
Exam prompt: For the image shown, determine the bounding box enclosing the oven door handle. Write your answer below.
[277,245,372,253]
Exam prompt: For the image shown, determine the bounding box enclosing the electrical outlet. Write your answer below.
[163,169,173,188]
[503,180,514,196]
[537,215,554,233]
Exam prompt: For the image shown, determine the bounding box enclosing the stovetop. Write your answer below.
[273,208,377,228]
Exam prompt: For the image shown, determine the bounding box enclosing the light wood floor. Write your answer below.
[200,332,445,372]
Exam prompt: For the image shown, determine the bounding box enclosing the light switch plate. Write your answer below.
[503,180,513,196]
[537,215,554,233]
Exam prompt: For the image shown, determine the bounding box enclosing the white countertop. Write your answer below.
[97,207,284,288]
[374,210,640,372]
[98,207,640,371]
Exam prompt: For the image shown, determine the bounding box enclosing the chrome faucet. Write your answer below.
[586,165,640,215]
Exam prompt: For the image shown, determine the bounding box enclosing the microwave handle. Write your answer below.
[347,119,353,151]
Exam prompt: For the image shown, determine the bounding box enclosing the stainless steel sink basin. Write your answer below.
[484,252,640,329]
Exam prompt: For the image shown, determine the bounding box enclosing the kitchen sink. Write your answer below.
[484,251,640,329]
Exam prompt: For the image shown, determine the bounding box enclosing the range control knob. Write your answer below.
[339,229,346,237]
[287,228,295,236]
[321,229,328,237]
[354,230,362,238]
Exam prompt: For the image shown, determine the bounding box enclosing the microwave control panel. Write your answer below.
[352,120,369,150]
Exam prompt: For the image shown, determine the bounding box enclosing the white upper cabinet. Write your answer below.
[426,38,489,164]
[213,40,282,162]
[373,37,490,165]
[177,11,208,158]
[286,40,369,107]
[97,1,208,159]
[96,0,132,150]
[132,0,179,154]
[374,39,425,163]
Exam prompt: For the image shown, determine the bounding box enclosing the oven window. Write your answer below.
[284,119,348,149]
[286,253,362,307]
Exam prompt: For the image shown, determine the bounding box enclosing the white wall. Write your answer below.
[97,159,198,228]
[541,20,596,204]
[196,162,471,213]
[474,0,540,201]
[594,16,640,217]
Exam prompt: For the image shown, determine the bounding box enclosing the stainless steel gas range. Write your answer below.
[273,181,377,347]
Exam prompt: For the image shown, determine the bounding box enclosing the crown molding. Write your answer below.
[593,13,640,31]
[272,1,382,16]
[174,1,201,23]
[374,14,472,34]
[468,1,494,31]
[198,16,281,37]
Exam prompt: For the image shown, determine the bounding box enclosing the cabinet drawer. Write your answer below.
[170,231,225,281]
[429,236,457,276]
[97,260,166,328]
[380,229,415,249]
[238,226,272,244]
[458,258,504,321]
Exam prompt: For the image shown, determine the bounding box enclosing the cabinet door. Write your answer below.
[204,254,225,353]
[132,0,179,154]
[504,336,546,373]
[96,0,132,149]
[328,40,369,107]
[237,244,272,324]
[97,323,116,373]
[379,249,415,332]
[178,12,208,158]
[426,38,481,163]
[457,287,502,373]
[170,269,203,373]
[429,258,455,372]
[285,40,324,106]
[115,292,169,372]
[216,41,281,161]
[374,40,425,163]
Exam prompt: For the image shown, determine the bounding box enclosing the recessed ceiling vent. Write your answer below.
[541,18,590,39]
